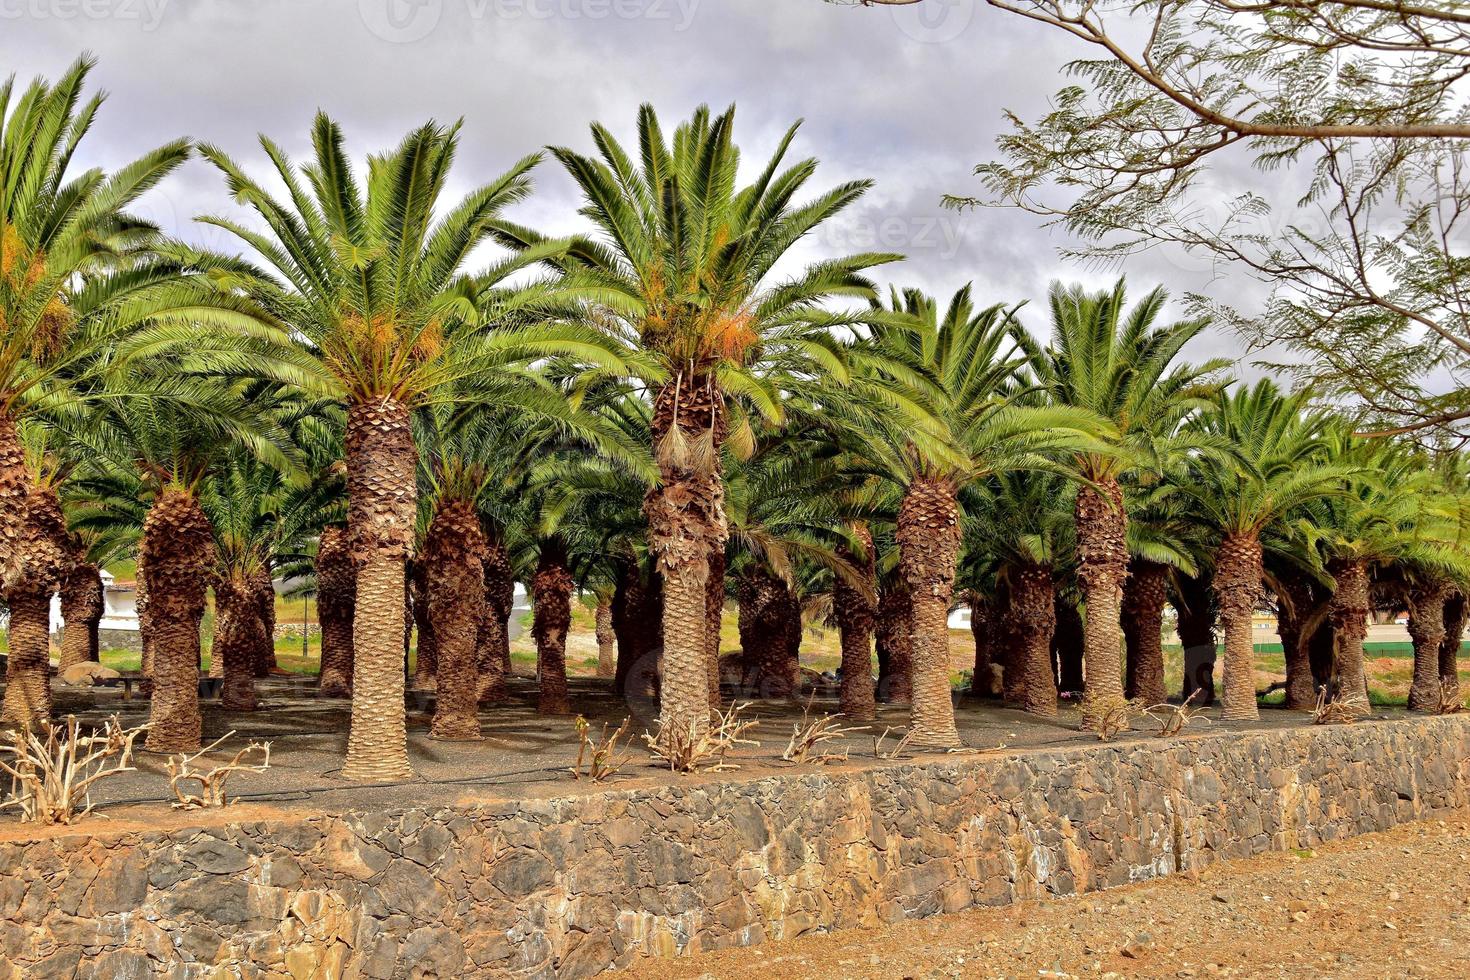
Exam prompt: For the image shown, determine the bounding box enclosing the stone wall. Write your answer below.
[3,716,1469,979]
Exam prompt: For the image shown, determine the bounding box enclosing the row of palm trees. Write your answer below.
[2,59,1467,781]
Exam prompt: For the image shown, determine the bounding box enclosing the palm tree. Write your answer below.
[57,525,129,671]
[200,117,627,779]
[1120,477,1203,706]
[1015,280,1223,725]
[847,285,1106,746]
[1181,381,1345,720]
[537,104,898,735]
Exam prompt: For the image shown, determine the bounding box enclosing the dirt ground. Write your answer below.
[635,812,1470,980]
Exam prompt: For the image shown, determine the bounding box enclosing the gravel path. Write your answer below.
[635,812,1470,979]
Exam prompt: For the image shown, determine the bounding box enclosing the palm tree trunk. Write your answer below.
[595,596,616,679]
[0,414,31,590]
[1122,559,1169,705]
[875,579,914,704]
[1053,593,1085,692]
[409,561,437,691]
[1275,575,1323,710]
[251,565,276,678]
[142,487,215,753]
[316,526,355,697]
[967,590,996,698]
[1174,573,1217,704]
[1328,558,1371,707]
[1213,531,1264,721]
[896,475,963,748]
[744,568,795,699]
[213,578,261,712]
[1015,564,1058,718]
[59,562,103,670]
[135,557,154,680]
[1441,589,1465,709]
[645,373,724,736]
[705,545,725,708]
[998,588,1028,705]
[1075,479,1128,726]
[478,536,515,703]
[425,498,486,740]
[532,538,573,715]
[613,558,661,697]
[1407,579,1450,712]
[342,399,416,782]
[779,584,803,695]
[836,526,878,720]
[3,589,53,725]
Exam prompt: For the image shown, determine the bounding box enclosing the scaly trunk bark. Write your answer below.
[1213,531,1263,721]
[478,535,515,703]
[595,596,616,679]
[251,565,276,678]
[142,487,215,753]
[213,577,261,712]
[0,414,31,590]
[425,498,486,740]
[1328,558,1370,707]
[835,525,878,720]
[1175,573,1217,704]
[316,526,355,697]
[135,555,154,679]
[409,560,437,691]
[966,590,997,698]
[0,483,66,724]
[1441,590,1466,709]
[741,568,795,699]
[532,539,573,715]
[59,562,103,670]
[644,373,724,735]
[1052,593,1084,692]
[1014,563,1058,718]
[1407,579,1451,712]
[1075,478,1128,726]
[612,558,661,698]
[1275,574,1324,711]
[342,399,416,782]
[875,579,914,704]
[896,475,963,748]
[1122,559,1169,705]
[779,582,803,695]
[705,546,725,708]
[999,588,1028,706]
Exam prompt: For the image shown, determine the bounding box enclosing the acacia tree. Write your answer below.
[201,118,626,779]
[535,104,898,735]
[882,0,1470,441]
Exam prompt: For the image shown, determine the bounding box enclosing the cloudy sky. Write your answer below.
[4,0,1263,360]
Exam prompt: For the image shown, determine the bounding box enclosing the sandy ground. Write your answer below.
[634,812,1470,980]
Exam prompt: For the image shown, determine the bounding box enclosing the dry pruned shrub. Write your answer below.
[872,725,916,761]
[166,733,271,809]
[571,715,633,782]
[1140,690,1212,738]
[781,696,869,765]
[0,715,149,824]
[1313,689,1368,725]
[1092,696,1139,741]
[643,702,760,773]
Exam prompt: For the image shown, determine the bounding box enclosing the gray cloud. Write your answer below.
[4,0,1265,368]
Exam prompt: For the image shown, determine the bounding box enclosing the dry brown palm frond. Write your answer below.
[1438,690,1466,715]
[166,733,272,809]
[1140,690,1212,737]
[0,715,150,825]
[1313,688,1368,725]
[643,702,760,773]
[570,715,634,782]
[781,695,869,765]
